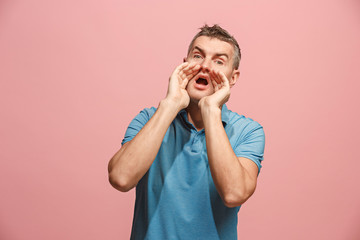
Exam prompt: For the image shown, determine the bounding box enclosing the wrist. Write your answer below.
[200,104,221,120]
[159,98,183,114]
[199,97,221,112]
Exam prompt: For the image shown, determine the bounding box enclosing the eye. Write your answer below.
[193,54,202,59]
[215,60,224,65]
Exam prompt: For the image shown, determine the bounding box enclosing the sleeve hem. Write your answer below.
[235,154,262,175]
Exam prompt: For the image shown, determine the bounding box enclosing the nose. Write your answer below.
[200,58,211,73]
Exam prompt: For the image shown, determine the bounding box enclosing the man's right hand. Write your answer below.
[165,62,200,111]
[108,62,200,192]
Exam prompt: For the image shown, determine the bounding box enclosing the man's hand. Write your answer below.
[198,70,258,207]
[199,70,230,110]
[165,62,200,111]
[109,62,200,192]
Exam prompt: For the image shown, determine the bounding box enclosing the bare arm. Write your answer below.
[199,70,259,207]
[108,62,200,192]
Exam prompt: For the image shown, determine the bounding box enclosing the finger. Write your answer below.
[210,70,221,84]
[214,70,228,87]
[211,79,219,91]
[185,71,198,83]
[183,63,200,75]
[210,71,220,90]
[180,64,200,81]
[188,64,201,75]
[218,71,230,87]
[179,70,194,84]
[185,68,201,81]
[180,77,190,88]
[180,70,198,87]
[180,68,199,88]
[175,62,189,75]
[181,62,194,72]
[172,63,189,82]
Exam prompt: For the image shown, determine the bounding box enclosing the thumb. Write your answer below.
[180,78,189,89]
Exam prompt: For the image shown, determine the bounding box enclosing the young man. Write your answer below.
[108,25,265,240]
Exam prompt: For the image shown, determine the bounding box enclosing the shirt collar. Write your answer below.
[179,104,230,128]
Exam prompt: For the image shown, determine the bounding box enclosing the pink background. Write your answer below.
[1,0,360,239]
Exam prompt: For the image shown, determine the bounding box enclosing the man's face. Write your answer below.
[185,36,240,103]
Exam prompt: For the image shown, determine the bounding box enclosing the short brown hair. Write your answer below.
[187,24,241,70]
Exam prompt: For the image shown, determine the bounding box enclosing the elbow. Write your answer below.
[223,194,246,208]
[222,181,257,208]
[108,172,134,192]
[222,189,254,208]
[108,154,135,192]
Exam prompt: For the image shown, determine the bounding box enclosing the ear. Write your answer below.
[229,69,240,88]
[183,57,187,62]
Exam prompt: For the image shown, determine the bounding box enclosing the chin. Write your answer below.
[187,89,213,104]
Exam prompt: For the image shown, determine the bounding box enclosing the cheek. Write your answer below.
[222,69,234,80]
[226,73,233,81]
[213,64,229,72]
[187,57,202,64]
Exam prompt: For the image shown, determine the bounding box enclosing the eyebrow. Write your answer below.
[193,46,229,59]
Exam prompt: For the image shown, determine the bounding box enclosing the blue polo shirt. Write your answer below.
[121,105,265,240]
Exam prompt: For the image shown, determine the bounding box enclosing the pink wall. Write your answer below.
[1,0,359,239]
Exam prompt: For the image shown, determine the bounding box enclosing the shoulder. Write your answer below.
[139,106,157,116]
[125,106,158,129]
[121,106,157,145]
[224,108,265,144]
[226,108,263,131]
[225,109,265,170]
[133,106,157,122]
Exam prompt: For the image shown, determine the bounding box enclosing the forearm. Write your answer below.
[202,106,255,207]
[108,99,181,192]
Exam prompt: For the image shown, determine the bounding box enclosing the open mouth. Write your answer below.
[195,77,209,86]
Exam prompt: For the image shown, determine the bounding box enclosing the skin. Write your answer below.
[108,36,259,207]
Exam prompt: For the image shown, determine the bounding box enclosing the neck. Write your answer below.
[186,101,204,131]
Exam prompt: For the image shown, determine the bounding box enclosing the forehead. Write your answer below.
[190,36,234,57]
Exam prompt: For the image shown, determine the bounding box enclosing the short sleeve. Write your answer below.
[233,121,265,174]
[121,107,157,145]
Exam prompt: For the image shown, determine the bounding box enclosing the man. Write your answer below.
[108,24,265,240]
